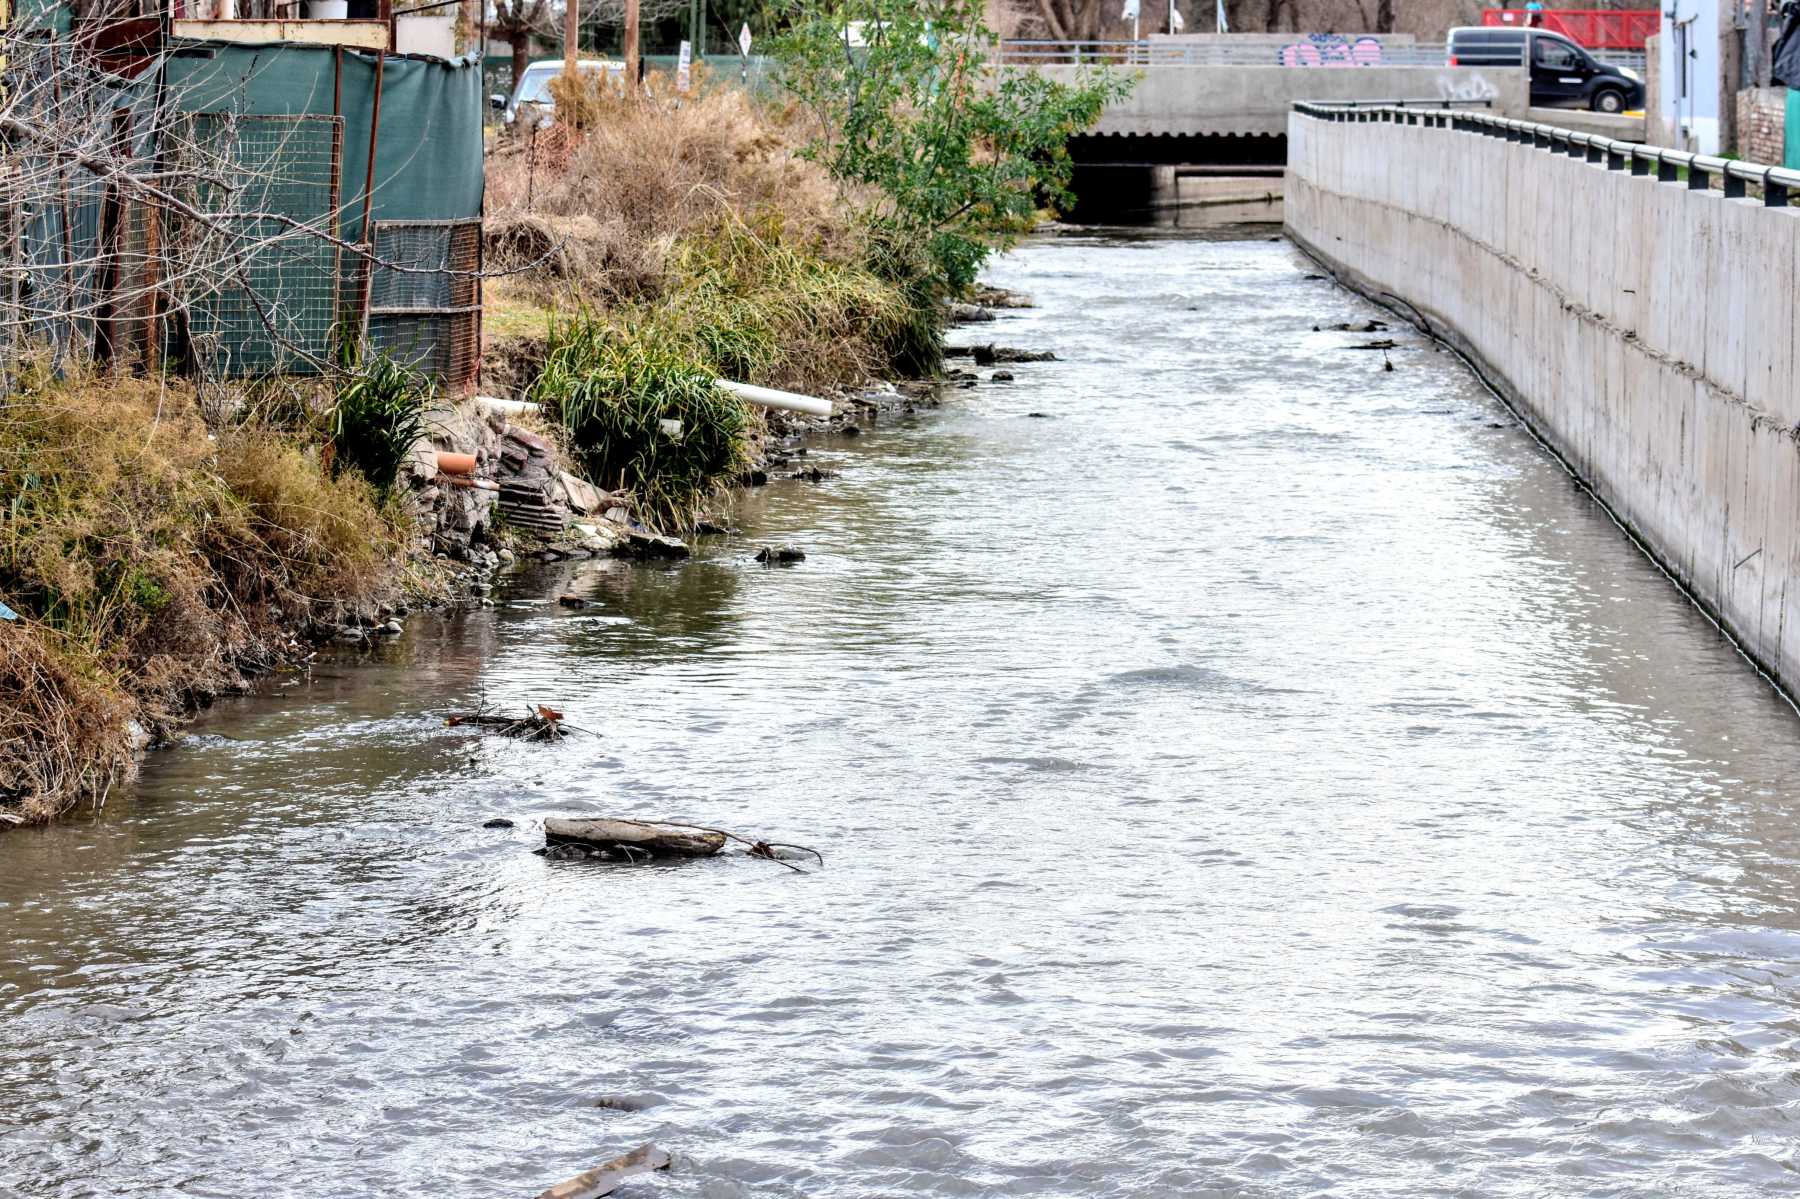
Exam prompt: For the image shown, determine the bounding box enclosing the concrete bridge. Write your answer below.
[1011,35,1640,212]
[1287,103,1800,698]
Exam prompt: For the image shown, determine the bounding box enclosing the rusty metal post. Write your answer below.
[357,49,386,340]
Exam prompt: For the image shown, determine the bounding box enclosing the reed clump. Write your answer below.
[529,314,752,529]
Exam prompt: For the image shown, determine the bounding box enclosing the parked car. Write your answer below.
[491,59,620,127]
[1446,26,1644,113]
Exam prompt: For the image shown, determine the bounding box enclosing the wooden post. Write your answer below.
[623,0,639,88]
[563,0,578,75]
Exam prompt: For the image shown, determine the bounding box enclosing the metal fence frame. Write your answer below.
[1292,101,1800,207]
[365,217,482,395]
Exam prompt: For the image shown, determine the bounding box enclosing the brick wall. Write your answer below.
[1737,87,1786,164]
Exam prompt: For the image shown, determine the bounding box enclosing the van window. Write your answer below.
[1533,38,1581,70]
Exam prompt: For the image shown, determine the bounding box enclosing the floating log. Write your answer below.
[536,1143,671,1199]
[544,817,726,858]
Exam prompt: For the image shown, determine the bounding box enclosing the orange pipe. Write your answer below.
[436,451,477,476]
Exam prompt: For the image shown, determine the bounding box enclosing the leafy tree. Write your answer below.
[774,0,1130,298]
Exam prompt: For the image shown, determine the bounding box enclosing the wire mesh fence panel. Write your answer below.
[366,219,481,394]
[170,112,343,376]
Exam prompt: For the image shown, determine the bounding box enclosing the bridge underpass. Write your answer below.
[1066,132,1287,221]
[1034,40,1536,217]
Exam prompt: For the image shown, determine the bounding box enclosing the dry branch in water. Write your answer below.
[535,1142,671,1199]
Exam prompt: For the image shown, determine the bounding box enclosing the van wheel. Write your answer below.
[1592,88,1626,114]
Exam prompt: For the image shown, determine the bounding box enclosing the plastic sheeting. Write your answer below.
[8,39,482,377]
[164,42,484,241]
[1773,8,1800,90]
[1788,87,1800,170]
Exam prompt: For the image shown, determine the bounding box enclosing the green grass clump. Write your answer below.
[530,316,753,529]
[660,215,911,393]
[328,352,431,495]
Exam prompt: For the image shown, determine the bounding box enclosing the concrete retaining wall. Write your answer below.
[1285,110,1800,695]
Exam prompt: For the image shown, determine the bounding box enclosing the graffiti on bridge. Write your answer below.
[1435,72,1499,102]
[1277,34,1385,67]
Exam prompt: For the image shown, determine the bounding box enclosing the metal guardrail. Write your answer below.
[996,38,1644,71]
[1293,101,1800,207]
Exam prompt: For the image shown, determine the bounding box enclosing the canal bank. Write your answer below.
[1285,104,1800,705]
[7,228,1800,1197]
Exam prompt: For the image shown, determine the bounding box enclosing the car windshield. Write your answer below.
[516,70,555,104]
[514,63,605,106]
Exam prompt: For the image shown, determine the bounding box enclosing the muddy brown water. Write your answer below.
[7,226,1800,1198]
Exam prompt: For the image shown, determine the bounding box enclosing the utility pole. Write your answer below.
[564,0,578,76]
[624,0,640,88]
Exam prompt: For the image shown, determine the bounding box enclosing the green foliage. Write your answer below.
[529,315,753,529]
[329,353,431,495]
[774,0,1129,297]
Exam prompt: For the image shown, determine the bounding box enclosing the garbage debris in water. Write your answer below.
[446,704,574,742]
[1344,339,1398,351]
[535,1142,671,1199]
[756,545,806,564]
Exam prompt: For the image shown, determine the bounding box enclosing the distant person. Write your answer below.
[1525,0,1545,27]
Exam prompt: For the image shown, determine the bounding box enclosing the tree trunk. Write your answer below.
[510,35,530,89]
[1374,0,1394,33]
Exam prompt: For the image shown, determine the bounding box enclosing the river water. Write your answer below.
[8,227,1800,1198]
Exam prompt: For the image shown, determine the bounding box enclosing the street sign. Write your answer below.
[677,39,692,91]
[737,22,752,56]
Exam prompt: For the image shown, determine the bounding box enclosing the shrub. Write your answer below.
[776,0,1130,295]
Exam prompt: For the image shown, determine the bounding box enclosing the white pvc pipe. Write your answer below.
[475,395,542,417]
[714,378,833,418]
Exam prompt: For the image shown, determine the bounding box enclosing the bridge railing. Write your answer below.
[996,39,1644,72]
[1292,101,1800,207]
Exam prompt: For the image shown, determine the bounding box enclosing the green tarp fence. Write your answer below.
[10,39,483,378]
[1787,87,1800,170]
[165,41,484,238]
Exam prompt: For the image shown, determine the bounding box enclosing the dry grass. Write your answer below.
[0,370,408,824]
[485,73,861,307]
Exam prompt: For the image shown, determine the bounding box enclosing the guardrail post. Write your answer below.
[1765,170,1791,207]
[1689,164,1710,190]
[1606,146,1626,170]
[1724,171,1746,199]
[1631,151,1649,176]
[1586,141,1605,164]
[1657,158,1678,182]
